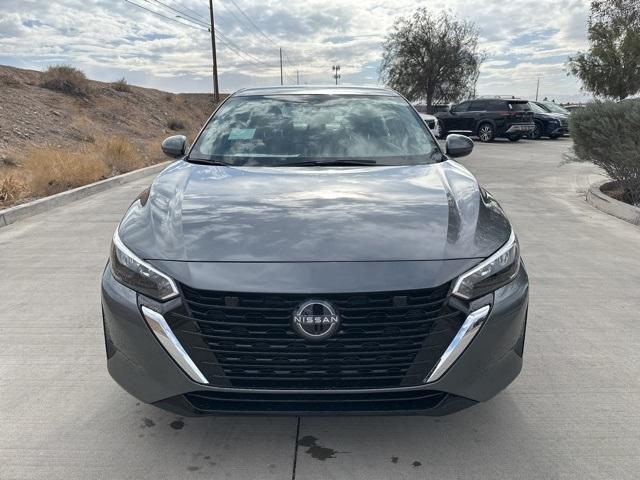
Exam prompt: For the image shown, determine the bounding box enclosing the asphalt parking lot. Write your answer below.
[1,137,639,480]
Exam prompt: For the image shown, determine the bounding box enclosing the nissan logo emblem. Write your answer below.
[292,300,340,341]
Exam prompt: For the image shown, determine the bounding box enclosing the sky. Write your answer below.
[0,0,593,102]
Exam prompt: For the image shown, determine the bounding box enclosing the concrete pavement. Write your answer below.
[1,138,639,479]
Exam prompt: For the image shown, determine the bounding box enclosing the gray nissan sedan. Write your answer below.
[101,86,529,416]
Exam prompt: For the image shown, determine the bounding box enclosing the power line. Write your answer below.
[216,30,275,68]
[123,0,209,31]
[145,0,210,27]
[215,0,285,65]
[225,0,280,47]
[126,0,275,69]
[161,0,277,67]
[168,0,210,22]
[123,0,290,80]
[218,39,274,69]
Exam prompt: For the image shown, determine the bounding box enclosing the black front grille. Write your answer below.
[184,390,448,413]
[167,284,464,390]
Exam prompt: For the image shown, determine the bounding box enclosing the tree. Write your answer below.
[568,0,640,101]
[379,9,484,112]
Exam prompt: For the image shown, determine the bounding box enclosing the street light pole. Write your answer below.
[209,0,219,103]
[280,48,284,86]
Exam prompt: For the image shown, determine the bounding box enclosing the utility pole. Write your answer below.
[296,70,300,85]
[332,65,341,85]
[535,76,541,101]
[208,0,219,103]
[280,47,284,86]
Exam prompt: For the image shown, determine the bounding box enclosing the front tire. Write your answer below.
[477,123,495,142]
[531,122,543,140]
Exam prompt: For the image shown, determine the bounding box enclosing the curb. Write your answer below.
[0,161,170,229]
[586,180,640,226]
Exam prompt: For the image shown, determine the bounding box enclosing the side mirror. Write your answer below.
[445,134,474,158]
[161,135,188,158]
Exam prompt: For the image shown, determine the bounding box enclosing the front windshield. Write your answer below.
[190,94,441,166]
[529,102,548,113]
[541,102,569,115]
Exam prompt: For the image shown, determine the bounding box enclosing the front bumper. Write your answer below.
[101,263,529,416]
[547,123,567,136]
[505,123,535,134]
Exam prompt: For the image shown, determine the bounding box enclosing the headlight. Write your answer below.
[110,229,179,301]
[452,230,520,300]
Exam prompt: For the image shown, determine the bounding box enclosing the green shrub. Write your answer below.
[569,100,640,206]
[111,77,131,92]
[167,118,186,130]
[40,65,90,96]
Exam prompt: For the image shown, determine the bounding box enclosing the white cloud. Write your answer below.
[0,0,591,97]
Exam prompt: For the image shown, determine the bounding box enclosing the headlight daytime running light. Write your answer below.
[452,229,520,300]
[110,229,179,301]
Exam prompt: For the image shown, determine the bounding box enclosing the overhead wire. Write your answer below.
[225,0,280,48]
[123,0,209,31]
[124,0,303,78]
[145,0,210,27]
[124,0,276,70]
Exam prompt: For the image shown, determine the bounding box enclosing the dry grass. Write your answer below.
[0,74,21,88]
[22,147,109,197]
[0,172,27,206]
[99,136,146,174]
[111,78,132,93]
[40,65,90,96]
[70,116,97,143]
[0,136,153,204]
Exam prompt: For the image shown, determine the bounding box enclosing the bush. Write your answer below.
[0,74,21,88]
[100,136,145,174]
[0,138,153,206]
[22,147,109,197]
[111,77,131,92]
[167,117,186,130]
[569,100,640,206]
[0,173,26,206]
[40,65,90,96]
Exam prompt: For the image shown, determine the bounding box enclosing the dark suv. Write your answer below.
[435,98,535,142]
[528,102,569,139]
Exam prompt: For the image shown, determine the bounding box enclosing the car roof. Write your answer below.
[233,85,399,97]
[471,97,528,102]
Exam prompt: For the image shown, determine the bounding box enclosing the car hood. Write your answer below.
[118,160,511,262]
[534,111,566,120]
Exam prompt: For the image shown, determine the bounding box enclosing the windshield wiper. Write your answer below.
[186,157,232,166]
[283,159,378,167]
